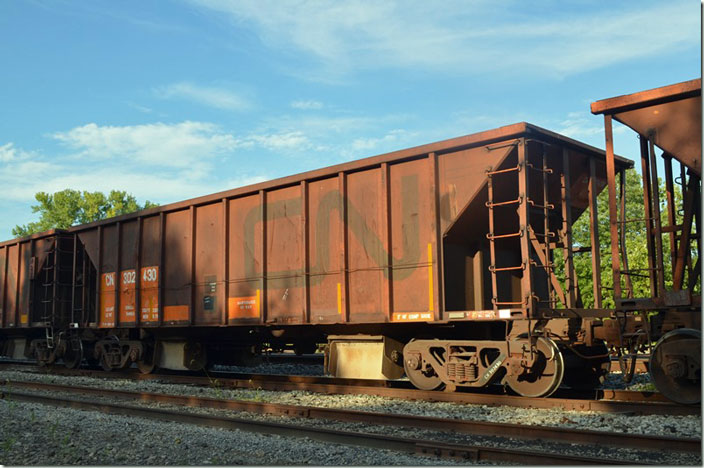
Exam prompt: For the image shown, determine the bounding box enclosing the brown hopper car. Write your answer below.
[0,91,700,403]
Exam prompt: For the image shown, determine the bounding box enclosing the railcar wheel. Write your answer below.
[63,338,83,369]
[100,353,113,372]
[403,343,444,391]
[504,337,564,398]
[649,328,701,405]
[405,362,443,390]
[137,341,160,374]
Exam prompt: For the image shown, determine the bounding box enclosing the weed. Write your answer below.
[1,436,16,454]
[203,368,225,399]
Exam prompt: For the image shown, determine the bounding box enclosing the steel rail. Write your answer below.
[1,379,699,454]
[0,363,695,416]
[0,386,641,465]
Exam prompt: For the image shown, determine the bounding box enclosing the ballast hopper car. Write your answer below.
[0,110,699,403]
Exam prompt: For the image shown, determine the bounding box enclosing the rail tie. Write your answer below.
[1,380,699,455]
[0,387,640,465]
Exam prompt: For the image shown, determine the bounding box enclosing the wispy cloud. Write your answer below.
[555,111,628,144]
[189,0,697,78]
[0,142,36,163]
[126,101,154,114]
[0,130,269,210]
[153,82,252,110]
[51,121,239,172]
[350,129,413,153]
[291,100,324,110]
[243,131,310,150]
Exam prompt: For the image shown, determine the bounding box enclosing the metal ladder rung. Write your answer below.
[492,299,526,306]
[526,199,555,210]
[526,163,553,174]
[530,231,555,239]
[619,272,651,279]
[486,231,523,240]
[486,165,521,176]
[489,264,525,272]
[530,261,554,270]
[617,218,653,224]
[485,197,522,208]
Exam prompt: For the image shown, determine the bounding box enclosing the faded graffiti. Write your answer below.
[243,175,420,286]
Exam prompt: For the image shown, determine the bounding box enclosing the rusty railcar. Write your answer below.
[0,115,698,402]
[591,79,702,404]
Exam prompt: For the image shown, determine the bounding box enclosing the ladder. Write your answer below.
[485,141,560,316]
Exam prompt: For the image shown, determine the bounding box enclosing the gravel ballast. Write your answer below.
[0,366,700,466]
[0,399,463,466]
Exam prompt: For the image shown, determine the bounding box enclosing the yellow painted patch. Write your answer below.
[427,243,434,312]
[337,283,342,315]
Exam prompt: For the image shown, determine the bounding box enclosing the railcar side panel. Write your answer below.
[119,220,139,326]
[265,185,305,324]
[346,168,386,322]
[18,242,31,326]
[99,225,118,328]
[163,209,191,324]
[0,247,6,327]
[6,245,19,327]
[228,194,263,323]
[307,177,344,324]
[194,202,223,326]
[389,159,434,317]
[140,215,161,324]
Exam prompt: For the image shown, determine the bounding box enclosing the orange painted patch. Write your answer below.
[140,266,159,322]
[163,305,189,322]
[391,312,433,322]
[100,272,116,328]
[228,292,260,320]
[119,269,136,324]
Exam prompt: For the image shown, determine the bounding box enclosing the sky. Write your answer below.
[0,0,700,241]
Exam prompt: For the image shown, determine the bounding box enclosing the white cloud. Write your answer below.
[557,112,605,140]
[244,131,309,150]
[0,144,61,201]
[291,100,323,110]
[51,121,239,170]
[154,82,252,110]
[556,111,629,145]
[0,142,38,162]
[350,129,412,152]
[6,121,317,205]
[126,102,154,114]
[189,0,697,78]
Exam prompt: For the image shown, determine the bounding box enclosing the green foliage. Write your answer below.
[13,189,157,237]
[558,167,698,308]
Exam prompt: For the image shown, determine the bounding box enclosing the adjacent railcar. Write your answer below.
[0,100,699,403]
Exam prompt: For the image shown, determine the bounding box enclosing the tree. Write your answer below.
[12,189,158,237]
[558,167,698,308]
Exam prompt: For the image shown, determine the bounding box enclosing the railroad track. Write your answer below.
[3,380,689,464]
[5,363,694,416]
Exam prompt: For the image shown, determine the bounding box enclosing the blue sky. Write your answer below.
[0,0,700,241]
